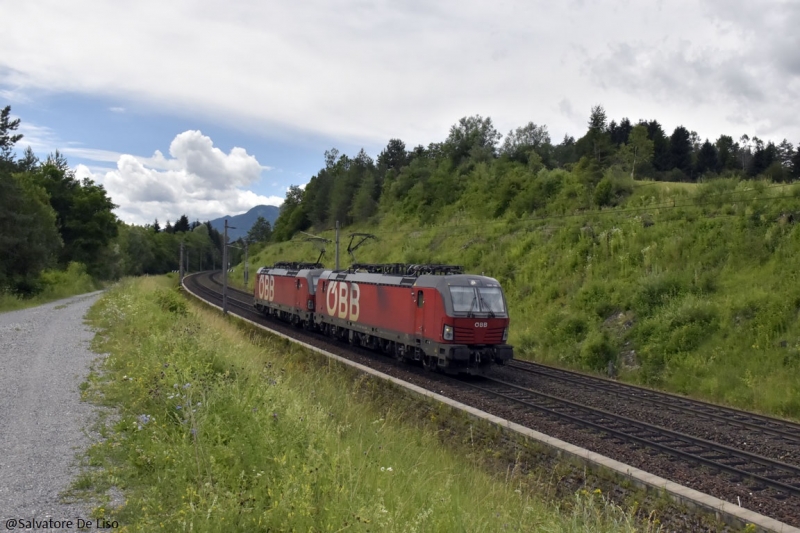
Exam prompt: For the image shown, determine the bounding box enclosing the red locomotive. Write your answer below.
[254,262,512,374]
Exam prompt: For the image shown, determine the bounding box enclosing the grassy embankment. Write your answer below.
[232,179,800,419]
[0,262,101,312]
[77,275,648,532]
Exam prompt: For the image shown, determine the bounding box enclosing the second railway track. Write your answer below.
[507,359,800,445]
[462,376,800,498]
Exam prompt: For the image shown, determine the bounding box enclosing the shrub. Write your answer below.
[581,330,616,370]
[154,288,187,315]
[594,177,614,207]
[633,272,689,315]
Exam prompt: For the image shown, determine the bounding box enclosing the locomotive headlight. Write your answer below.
[443,325,454,341]
[502,327,508,342]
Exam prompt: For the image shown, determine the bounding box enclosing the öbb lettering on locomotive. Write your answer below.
[253,262,513,374]
[326,281,360,321]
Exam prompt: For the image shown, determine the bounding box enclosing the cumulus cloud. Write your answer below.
[75,131,282,225]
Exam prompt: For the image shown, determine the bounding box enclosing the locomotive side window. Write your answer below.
[417,290,424,308]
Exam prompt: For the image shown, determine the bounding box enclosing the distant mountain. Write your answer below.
[209,205,280,241]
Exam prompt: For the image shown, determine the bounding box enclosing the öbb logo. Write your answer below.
[326,281,360,321]
[257,274,275,301]
[475,322,488,328]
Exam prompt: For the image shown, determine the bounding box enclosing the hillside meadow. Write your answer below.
[232,178,800,419]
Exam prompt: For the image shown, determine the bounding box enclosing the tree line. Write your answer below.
[273,106,800,240]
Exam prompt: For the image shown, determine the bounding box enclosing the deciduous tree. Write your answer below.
[500,122,551,164]
[619,124,654,180]
[444,115,502,167]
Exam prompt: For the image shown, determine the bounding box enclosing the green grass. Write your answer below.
[234,178,800,419]
[0,262,101,313]
[78,276,650,532]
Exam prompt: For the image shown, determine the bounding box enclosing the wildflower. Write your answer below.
[196,402,201,407]
[387,467,392,472]
[381,467,385,472]
[176,405,182,410]
[138,414,152,425]
[272,412,278,420]
[190,428,197,436]
[183,383,191,389]
[173,384,179,389]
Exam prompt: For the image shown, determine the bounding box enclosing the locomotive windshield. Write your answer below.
[449,286,506,315]
[478,287,505,314]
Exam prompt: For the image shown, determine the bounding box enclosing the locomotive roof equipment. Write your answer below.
[348,263,464,276]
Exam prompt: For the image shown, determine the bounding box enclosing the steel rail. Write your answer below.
[462,376,800,497]
[507,360,800,442]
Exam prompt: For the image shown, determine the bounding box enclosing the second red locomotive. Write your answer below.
[254,262,513,374]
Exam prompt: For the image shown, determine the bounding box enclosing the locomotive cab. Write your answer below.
[443,277,513,367]
[414,274,514,371]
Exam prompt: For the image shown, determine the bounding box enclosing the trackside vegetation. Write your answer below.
[236,177,800,420]
[78,276,650,532]
[0,262,101,312]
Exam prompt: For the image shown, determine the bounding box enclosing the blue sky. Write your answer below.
[9,90,375,224]
[2,0,798,225]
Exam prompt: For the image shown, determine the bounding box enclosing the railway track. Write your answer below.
[184,270,800,529]
[507,359,800,445]
[460,376,800,498]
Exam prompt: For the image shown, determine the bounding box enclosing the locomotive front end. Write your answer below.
[430,275,513,372]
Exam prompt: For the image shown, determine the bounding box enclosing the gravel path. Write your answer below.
[0,291,104,529]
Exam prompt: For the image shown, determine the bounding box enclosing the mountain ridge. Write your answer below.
[208,205,280,241]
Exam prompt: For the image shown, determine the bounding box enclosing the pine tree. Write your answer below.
[695,140,719,176]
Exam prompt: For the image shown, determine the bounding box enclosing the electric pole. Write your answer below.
[222,220,230,314]
[179,241,184,282]
[243,241,249,289]
[222,220,237,314]
[335,220,340,270]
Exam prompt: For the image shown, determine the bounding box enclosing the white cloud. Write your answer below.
[2,0,798,151]
[75,131,282,225]
[109,106,125,113]
[15,121,60,151]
